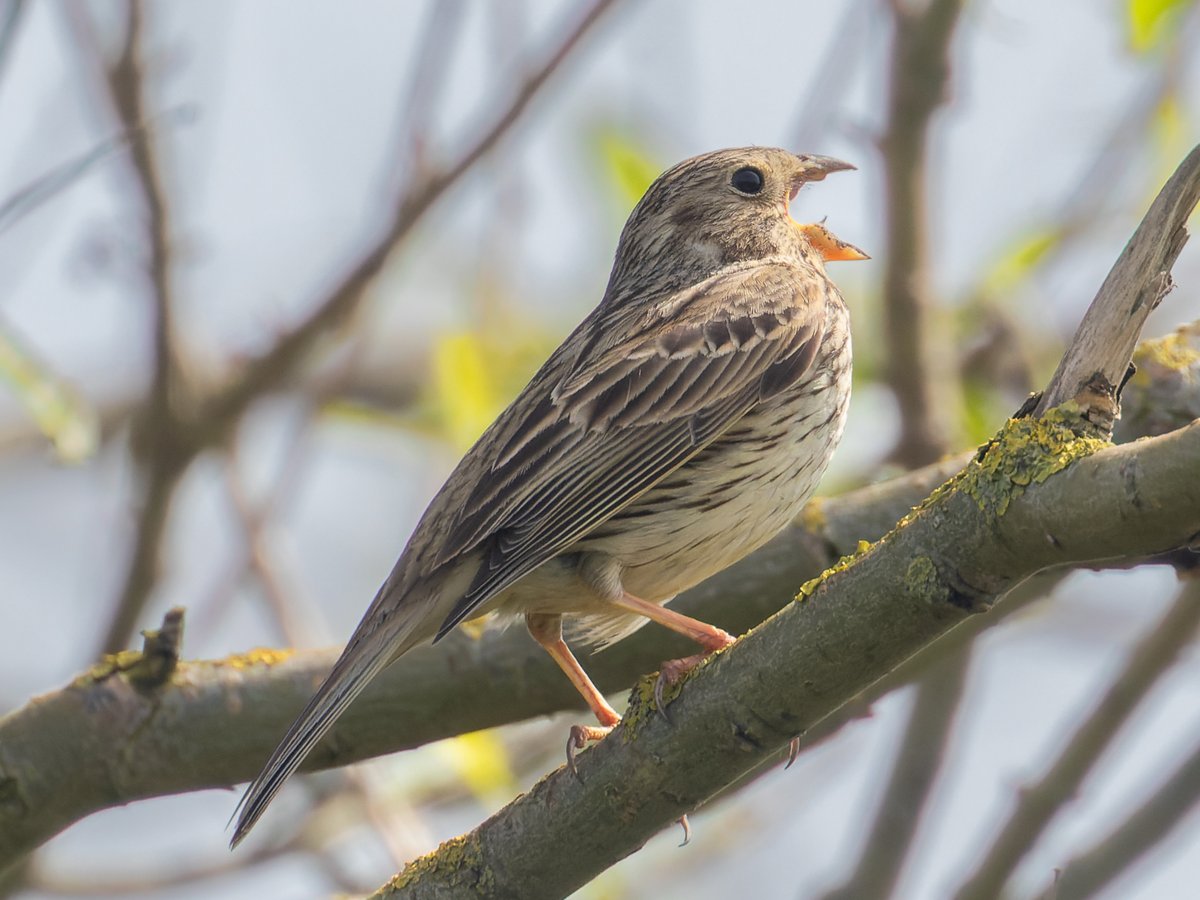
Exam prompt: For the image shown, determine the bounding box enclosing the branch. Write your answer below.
[952,578,1200,900]
[0,0,25,85]
[85,0,623,653]
[372,422,1199,897]
[1117,319,1200,441]
[193,0,622,441]
[1036,143,1200,421]
[62,2,194,656]
[0,322,1196,870]
[1037,739,1200,900]
[881,0,966,466]
[819,643,972,900]
[369,143,1200,897]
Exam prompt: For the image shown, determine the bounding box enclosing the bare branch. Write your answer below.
[880,0,966,467]
[820,644,972,900]
[1037,739,1200,900]
[85,0,623,654]
[951,578,1200,900]
[195,0,623,440]
[388,0,468,183]
[0,0,25,85]
[367,140,1200,898]
[60,1,194,656]
[1035,143,1200,423]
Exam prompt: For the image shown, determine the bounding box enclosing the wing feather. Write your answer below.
[429,261,832,638]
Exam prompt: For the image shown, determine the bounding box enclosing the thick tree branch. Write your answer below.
[372,421,1200,898]
[0,327,1196,870]
[368,144,1200,897]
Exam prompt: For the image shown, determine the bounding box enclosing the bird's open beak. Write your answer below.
[795,221,870,262]
[786,156,867,262]
[793,154,856,182]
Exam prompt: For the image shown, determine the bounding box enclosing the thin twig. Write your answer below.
[880,0,966,467]
[222,438,323,647]
[388,0,468,185]
[951,579,1200,900]
[61,1,192,656]
[820,645,973,900]
[0,0,25,87]
[197,0,623,438]
[91,0,622,653]
[1037,733,1200,900]
[785,0,872,151]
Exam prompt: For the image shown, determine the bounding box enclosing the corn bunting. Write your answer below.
[232,147,865,846]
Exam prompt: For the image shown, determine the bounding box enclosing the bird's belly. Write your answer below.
[581,357,852,603]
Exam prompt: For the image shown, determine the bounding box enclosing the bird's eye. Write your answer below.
[730,167,765,195]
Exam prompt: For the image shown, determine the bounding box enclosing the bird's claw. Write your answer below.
[785,735,801,769]
[566,723,615,781]
[677,813,692,847]
[653,670,672,723]
[653,653,709,721]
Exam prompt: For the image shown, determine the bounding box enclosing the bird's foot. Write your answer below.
[653,647,727,721]
[566,722,616,780]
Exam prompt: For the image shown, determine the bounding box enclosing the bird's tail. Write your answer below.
[229,594,430,848]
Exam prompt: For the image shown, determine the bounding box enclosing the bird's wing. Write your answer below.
[430,260,834,638]
[231,260,835,847]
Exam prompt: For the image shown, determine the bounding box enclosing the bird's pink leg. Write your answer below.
[613,592,736,717]
[613,591,735,651]
[526,613,620,776]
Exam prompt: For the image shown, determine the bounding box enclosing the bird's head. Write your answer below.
[603,147,867,304]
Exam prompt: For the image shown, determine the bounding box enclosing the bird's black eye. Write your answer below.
[730,167,765,195]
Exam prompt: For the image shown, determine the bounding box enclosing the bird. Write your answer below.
[231,146,865,847]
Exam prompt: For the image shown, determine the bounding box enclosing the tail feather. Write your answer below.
[230,599,430,847]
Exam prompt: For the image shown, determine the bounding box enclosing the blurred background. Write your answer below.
[1,0,1199,897]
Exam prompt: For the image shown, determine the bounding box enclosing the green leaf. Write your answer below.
[0,325,99,462]
[981,228,1062,296]
[1127,0,1194,53]
[429,321,556,451]
[431,331,500,451]
[594,129,661,211]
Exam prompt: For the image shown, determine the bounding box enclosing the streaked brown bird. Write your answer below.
[232,147,865,846]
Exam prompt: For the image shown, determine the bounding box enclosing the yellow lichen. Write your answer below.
[219,647,295,670]
[1131,324,1200,383]
[903,556,949,605]
[621,674,661,737]
[960,403,1109,518]
[75,650,145,687]
[791,405,1106,605]
[380,833,494,896]
[795,539,873,601]
[622,639,736,736]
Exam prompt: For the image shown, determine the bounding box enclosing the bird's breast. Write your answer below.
[580,304,853,603]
